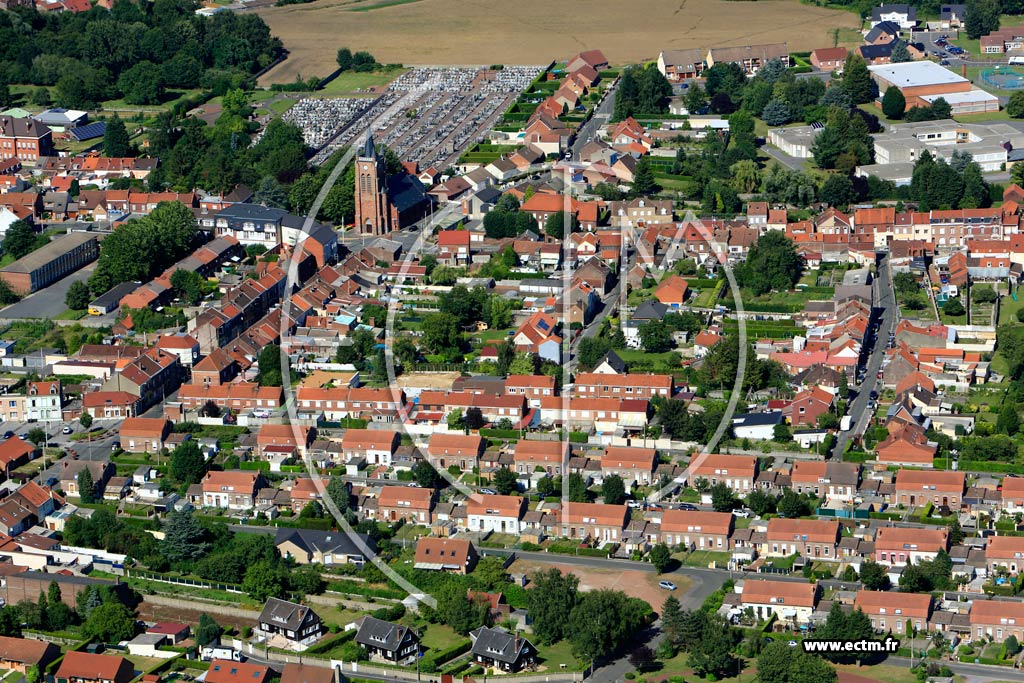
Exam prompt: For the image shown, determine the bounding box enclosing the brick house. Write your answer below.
[560,502,628,543]
[201,471,267,510]
[205,661,271,683]
[0,636,59,673]
[340,429,399,466]
[740,580,818,625]
[413,537,478,574]
[426,433,486,472]
[514,440,569,476]
[763,518,840,559]
[874,527,949,566]
[55,652,134,683]
[894,469,965,509]
[789,461,860,502]
[466,494,527,534]
[256,424,313,459]
[0,116,53,164]
[986,536,1024,575]
[82,391,141,419]
[1000,477,1024,514]
[58,461,112,499]
[573,372,673,400]
[0,438,37,478]
[659,510,733,550]
[855,590,932,634]
[373,486,433,524]
[783,387,834,428]
[599,446,657,489]
[810,47,849,71]
[505,375,557,408]
[971,600,1024,642]
[689,454,758,492]
[118,418,171,453]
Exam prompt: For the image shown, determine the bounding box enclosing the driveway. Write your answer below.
[0,264,95,320]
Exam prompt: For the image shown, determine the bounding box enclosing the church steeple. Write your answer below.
[361,129,376,160]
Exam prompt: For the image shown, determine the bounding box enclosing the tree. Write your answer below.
[841,54,874,104]
[464,406,485,430]
[737,231,802,295]
[943,298,965,316]
[118,61,164,104]
[762,98,791,126]
[169,440,205,485]
[731,160,761,194]
[710,482,737,512]
[881,85,906,120]
[998,402,1021,437]
[336,48,353,71]
[650,543,672,574]
[778,489,811,518]
[631,157,659,196]
[602,474,626,505]
[326,477,351,514]
[527,568,579,644]
[746,488,778,516]
[509,353,537,375]
[493,467,518,495]
[242,560,286,602]
[819,174,856,209]
[31,87,51,108]
[3,221,40,261]
[161,510,209,562]
[103,115,132,157]
[1009,91,1024,119]
[568,590,648,661]
[77,467,95,504]
[84,601,137,642]
[773,423,793,442]
[576,337,612,370]
[965,0,1000,38]
[948,516,965,545]
[567,472,590,502]
[421,312,462,356]
[758,642,838,683]
[544,211,578,240]
[638,320,673,353]
[688,615,739,679]
[256,344,286,386]
[412,460,442,489]
[1007,634,1021,657]
[171,269,205,305]
[65,281,91,311]
[79,413,93,430]
[196,613,223,647]
[662,595,684,644]
[890,41,912,63]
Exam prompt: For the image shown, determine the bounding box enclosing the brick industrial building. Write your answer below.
[0,232,99,294]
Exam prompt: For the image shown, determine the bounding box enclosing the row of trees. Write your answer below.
[0,0,281,110]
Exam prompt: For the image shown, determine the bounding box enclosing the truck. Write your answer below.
[840,415,853,431]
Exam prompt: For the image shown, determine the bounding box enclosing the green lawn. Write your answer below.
[535,640,583,671]
[55,309,87,321]
[676,550,731,568]
[1000,289,1024,325]
[955,109,1013,123]
[318,71,405,95]
[420,625,467,653]
[98,89,203,113]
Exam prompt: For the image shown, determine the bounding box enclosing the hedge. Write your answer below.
[306,629,356,654]
[239,461,270,471]
[480,429,521,439]
[421,640,472,671]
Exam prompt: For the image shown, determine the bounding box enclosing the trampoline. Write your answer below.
[981,66,1024,89]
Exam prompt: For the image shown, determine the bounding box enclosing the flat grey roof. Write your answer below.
[1,232,96,274]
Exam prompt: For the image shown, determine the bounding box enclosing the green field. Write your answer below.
[318,70,404,95]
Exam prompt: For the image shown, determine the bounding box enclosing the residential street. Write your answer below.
[833,254,896,459]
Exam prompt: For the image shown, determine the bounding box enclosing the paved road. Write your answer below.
[570,79,617,160]
[833,254,897,459]
[0,264,96,320]
[762,145,806,171]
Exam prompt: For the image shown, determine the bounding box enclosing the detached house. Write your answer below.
[255,598,325,649]
[855,590,932,634]
[353,616,419,664]
[469,627,537,673]
[118,418,171,454]
[0,636,59,673]
[413,537,478,574]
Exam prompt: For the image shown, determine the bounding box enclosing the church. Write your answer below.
[354,132,432,235]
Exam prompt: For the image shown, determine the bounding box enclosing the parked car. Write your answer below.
[659,580,677,591]
[732,509,751,518]
[2,431,12,439]
[111,440,121,452]
[407,482,422,487]
[61,425,73,434]
[479,488,497,495]
[869,390,879,400]
[678,503,699,511]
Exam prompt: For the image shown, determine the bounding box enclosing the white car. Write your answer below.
[61,425,73,434]
[658,580,677,591]
[732,509,751,518]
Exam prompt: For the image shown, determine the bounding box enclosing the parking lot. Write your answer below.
[290,66,541,168]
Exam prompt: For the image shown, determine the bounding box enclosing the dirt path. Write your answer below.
[510,558,690,610]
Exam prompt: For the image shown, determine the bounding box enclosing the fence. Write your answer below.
[246,644,585,683]
[140,594,261,620]
[128,568,245,594]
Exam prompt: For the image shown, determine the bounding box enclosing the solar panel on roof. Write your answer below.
[69,122,106,141]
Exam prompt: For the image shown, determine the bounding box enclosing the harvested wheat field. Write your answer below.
[256,0,860,85]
